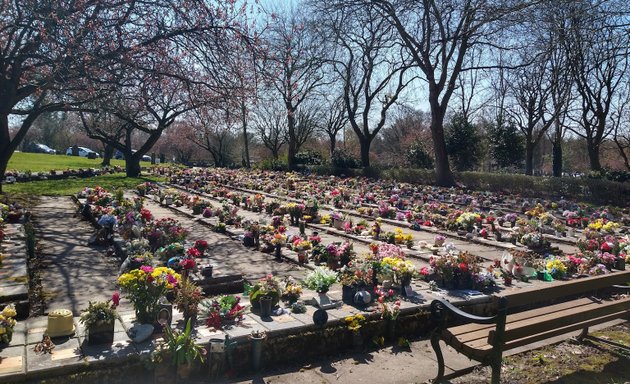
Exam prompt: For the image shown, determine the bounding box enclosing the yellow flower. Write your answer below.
[2,304,17,318]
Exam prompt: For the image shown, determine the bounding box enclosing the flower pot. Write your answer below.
[154,363,176,383]
[298,252,308,265]
[86,319,115,345]
[614,257,626,271]
[201,265,213,278]
[259,297,273,318]
[386,319,397,342]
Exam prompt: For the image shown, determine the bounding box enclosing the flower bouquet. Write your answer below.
[249,274,282,308]
[201,295,246,329]
[117,266,181,323]
[0,304,17,344]
[304,266,338,293]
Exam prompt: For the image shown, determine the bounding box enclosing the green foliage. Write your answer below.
[405,141,434,169]
[256,158,288,171]
[3,174,164,196]
[79,301,118,330]
[331,149,359,168]
[586,169,630,183]
[295,150,323,165]
[445,113,482,171]
[7,152,126,172]
[158,320,206,367]
[487,121,524,169]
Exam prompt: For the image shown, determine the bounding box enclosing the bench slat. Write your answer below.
[449,297,601,343]
[503,310,630,351]
[498,271,630,309]
[491,297,630,343]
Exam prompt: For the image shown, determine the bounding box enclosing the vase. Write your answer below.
[342,285,356,304]
[259,296,273,318]
[352,330,363,351]
[614,257,626,271]
[201,265,213,278]
[250,334,266,371]
[86,319,115,345]
[274,245,282,260]
[386,319,396,342]
[298,252,308,265]
[135,305,158,325]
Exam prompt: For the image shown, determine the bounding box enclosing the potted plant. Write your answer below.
[174,280,204,328]
[153,319,206,380]
[249,275,282,317]
[304,266,338,307]
[79,295,119,345]
[202,294,247,330]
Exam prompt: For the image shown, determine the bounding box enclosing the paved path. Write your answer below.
[141,198,306,281]
[30,196,131,315]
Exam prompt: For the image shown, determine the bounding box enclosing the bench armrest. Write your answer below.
[612,284,630,291]
[430,298,498,325]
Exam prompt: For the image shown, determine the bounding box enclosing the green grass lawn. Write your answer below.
[3,173,164,196]
[7,152,128,172]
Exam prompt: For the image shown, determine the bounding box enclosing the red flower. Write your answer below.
[601,242,612,252]
[180,258,196,270]
[459,263,469,273]
[187,247,201,257]
[111,292,120,307]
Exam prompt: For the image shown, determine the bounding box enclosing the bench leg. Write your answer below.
[490,358,501,384]
[430,330,445,382]
[577,326,589,341]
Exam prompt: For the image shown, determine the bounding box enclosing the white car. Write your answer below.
[65,146,100,158]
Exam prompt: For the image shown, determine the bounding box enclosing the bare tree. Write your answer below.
[258,8,331,170]
[327,5,413,167]
[252,100,287,160]
[507,45,570,176]
[562,0,629,171]
[319,95,349,156]
[293,104,321,154]
[328,0,539,185]
[611,83,630,170]
[188,106,238,167]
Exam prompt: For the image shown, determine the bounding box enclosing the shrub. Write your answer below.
[331,149,359,169]
[295,150,324,165]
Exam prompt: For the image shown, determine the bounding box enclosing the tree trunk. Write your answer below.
[552,132,562,178]
[329,133,336,158]
[287,109,297,171]
[429,108,455,186]
[525,141,534,176]
[126,156,141,177]
[587,141,602,171]
[359,137,371,167]
[101,144,114,167]
[0,114,10,194]
[241,102,250,168]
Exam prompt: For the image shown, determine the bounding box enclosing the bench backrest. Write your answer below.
[497,270,630,310]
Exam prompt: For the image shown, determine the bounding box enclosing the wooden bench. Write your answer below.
[429,270,630,384]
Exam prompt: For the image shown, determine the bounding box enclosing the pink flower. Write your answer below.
[166,274,178,286]
[140,265,154,274]
[111,292,120,307]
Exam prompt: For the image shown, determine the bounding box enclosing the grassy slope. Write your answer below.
[7,152,128,172]
[3,173,164,196]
